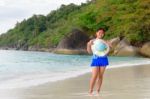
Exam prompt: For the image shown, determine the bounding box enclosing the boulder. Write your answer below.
[140,42,150,57]
[109,37,120,49]
[57,29,90,49]
[113,38,140,56]
[108,37,120,55]
[114,46,140,56]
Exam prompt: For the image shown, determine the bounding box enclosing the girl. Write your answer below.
[87,28,110,95]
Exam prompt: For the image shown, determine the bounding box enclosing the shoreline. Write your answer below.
[0,49,149,59]
[23,64,150,99]
[24,64,150,99]
[29,63,150,87]
[0,48,89,55]
[0,48,149,58]
[0,62,150,90]
[0,64,150,99]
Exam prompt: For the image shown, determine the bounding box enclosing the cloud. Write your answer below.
[0,1,5,6]
[0,6,28,19]
[0,0,87,34]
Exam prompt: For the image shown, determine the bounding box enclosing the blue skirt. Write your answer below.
[90,55,109,67]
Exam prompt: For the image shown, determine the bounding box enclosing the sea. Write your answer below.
[0,50,150,89]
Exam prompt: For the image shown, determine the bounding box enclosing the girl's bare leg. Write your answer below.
[96,66,106,93]
[89,67,99,94]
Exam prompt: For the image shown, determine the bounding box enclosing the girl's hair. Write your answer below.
[96,28,105,32]
[94,28,106,38]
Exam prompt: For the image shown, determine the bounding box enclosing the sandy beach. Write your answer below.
[0,64,150,99]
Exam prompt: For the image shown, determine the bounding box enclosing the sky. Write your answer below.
[0,0,87,35]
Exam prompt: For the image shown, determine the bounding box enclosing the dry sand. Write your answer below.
[0,64,150,99]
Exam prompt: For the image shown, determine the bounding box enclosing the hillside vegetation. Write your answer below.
[0,0,150,49]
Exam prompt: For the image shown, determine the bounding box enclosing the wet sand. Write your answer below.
[0,64,150,99]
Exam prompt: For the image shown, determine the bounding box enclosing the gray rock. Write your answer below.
[114,46,140,56]
[140,42,150,57]
[109,37,120,49]
[57,29,90,49]
[114,38,140,56]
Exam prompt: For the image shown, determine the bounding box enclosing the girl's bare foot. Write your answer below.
[96,89,100,95]
[89,89,93,95]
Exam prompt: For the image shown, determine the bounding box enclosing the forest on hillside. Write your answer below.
[0,0,150,49]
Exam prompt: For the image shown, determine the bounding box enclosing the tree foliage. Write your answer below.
[0,0,149,48]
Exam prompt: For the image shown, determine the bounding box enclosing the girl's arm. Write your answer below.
[87,40,94,54]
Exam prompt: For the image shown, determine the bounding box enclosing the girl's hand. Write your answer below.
[88,40,94,46]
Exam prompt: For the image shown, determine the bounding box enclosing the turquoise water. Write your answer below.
[0,50,150,89]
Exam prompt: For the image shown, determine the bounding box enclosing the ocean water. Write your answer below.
[0,50,150,89]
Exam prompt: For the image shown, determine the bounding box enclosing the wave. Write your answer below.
[0,59,149,89]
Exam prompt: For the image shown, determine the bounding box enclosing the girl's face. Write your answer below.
[96,30,104,39]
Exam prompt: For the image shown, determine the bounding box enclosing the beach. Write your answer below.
[0,64,150,99]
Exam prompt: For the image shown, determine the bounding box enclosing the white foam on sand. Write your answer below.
[0,69,90,89]
[0,58,149,89]
[108,59,150,69]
